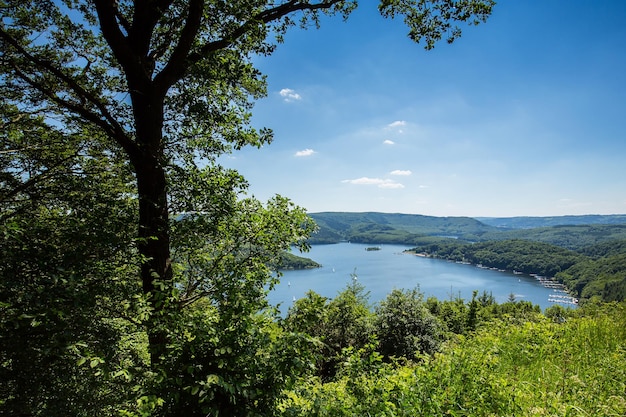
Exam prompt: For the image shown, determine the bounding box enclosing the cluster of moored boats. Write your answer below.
[547,293,579,305]
[451,261,580,306]
[530,273,579,305]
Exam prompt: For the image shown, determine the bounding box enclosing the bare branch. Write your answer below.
[114,5,132,34]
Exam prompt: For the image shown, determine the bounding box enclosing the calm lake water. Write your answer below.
[269,242,571,313]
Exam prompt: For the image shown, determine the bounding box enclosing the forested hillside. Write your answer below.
[308,212,499,244]
[308,212,626,249]
[275,252,321,270]
[557,252,626,302]
[478,224,626,251]
[410,239,584,277]
[409,238,626,303]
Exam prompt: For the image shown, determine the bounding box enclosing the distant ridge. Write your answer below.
[307,212,626,247]
[308,211,497,244]
[475,214,626,229]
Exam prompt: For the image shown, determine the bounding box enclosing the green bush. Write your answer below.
[375,288,444,360]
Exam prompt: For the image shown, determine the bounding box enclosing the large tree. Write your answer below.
[1,0,494,414]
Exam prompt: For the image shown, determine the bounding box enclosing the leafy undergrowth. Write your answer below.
[280,303,626,416]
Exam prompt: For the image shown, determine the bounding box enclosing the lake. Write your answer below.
[269,242,574,312]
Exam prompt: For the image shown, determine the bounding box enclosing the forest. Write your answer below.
[406,238,626,303]
[2,1,625,416]
[309,212,626,249]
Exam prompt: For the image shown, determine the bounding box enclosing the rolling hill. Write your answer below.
[308,212,626,250]
[308,212,498,244]
[475,214,626,229]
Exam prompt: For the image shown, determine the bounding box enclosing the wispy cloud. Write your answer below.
[390,170,412,176]
[379,182,405,189]
[279,88,302,102]
[295,148,316,157]
[383,139,395,145]
[387,120,406,128]
[342,177,404,189]
[386,120,406,134]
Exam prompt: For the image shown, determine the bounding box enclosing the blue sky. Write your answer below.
[221,1,626,217]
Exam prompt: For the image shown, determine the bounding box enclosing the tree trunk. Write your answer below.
[131,93,172,364]
[136,160,172,292]
[135,159,171,364]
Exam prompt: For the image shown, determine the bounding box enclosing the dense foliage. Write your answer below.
[275,283,626,416]
[281,300,626,417]
[282,283,548,380]
[411,239,584,277]
[5,0,625,415]
[559,240,626,302]
[557,253,626,303]
[0,125,142,416]
[480,224,626,250]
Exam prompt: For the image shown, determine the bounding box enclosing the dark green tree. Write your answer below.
[1,0,494,414]
[0,114,142,415]
[284,282,376,380]
[325,280,375,358]
[283,290,330,337]
[466,290,479,331]
[375,288,444,359]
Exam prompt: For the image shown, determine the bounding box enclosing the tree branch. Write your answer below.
[92,0,137,73]
[153,0,204,96]
[129,0,175,62]
[0,26,141,162]
[0,152,78,205]
[187,0,344,64]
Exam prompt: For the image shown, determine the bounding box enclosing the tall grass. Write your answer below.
[279,303,626,416]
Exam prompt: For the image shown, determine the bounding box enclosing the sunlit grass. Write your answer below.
[280,303,626,416]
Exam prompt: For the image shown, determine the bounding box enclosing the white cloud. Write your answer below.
[387,120,406,128]
[342,177,384,185]
[342,177,404,189]
[279,88,302,102]
[390,170,412,176]
[295,148,316,157]
[383,139,395,145]
[379,182,405,189]
[386,120,406,134]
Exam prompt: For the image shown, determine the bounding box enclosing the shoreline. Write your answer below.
[403,249,578,306]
